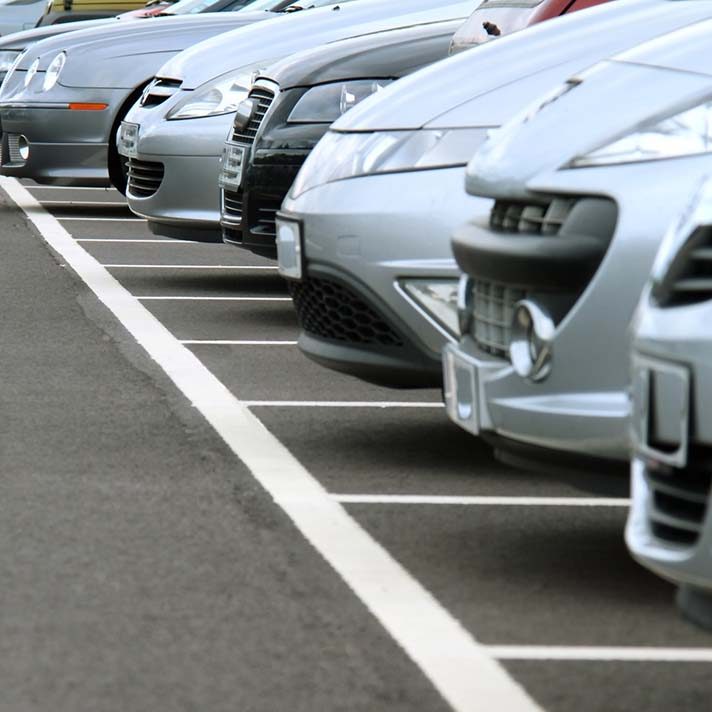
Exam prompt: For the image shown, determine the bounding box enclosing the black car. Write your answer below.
[219,17,464,258]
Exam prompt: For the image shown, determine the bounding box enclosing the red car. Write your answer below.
[450,0,610,53]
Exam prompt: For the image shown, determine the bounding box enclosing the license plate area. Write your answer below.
[219,141,247,191]
[632,355,690,468]
[117,121,139,159]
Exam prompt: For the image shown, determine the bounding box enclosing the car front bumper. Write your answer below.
[279,166,490,388]
[0,101,121,185]
[222,148,311,259]
[443,154,712,464]
[626,297,712,591]
[123,110,234,241]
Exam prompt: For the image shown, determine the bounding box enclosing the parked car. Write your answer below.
[443,16,712,472]
[275,0,712,388]
[0,2,295,189]
[41,0,144,25]
[222,0,612,258]
[118,0,279,19]
[118,0,475,241]
[626,176,712,630]
[449,0,606,53]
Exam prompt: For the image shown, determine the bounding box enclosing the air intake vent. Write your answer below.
[141,78,182,107]
[231,86,274,145]
[491,197,576,235]
[249,194,281,239]
[221,188,243,227]
[470,279,525,358]
[127,158,164,198]
[655,226,712,307]
[290,277,403,347]
[645,451,712,547]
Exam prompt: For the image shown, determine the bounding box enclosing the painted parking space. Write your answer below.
[9,177,712,712]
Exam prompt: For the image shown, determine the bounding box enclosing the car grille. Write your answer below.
[645,451,712,547]
[222,188,243,227]
[470,279,526,358]
[140,78,182,107]
[655,225,712,307]
[127,158,164,198]
[249,194,282,239]
[490,197,576,235]
[289,277,403,347]
[231,86,274,144]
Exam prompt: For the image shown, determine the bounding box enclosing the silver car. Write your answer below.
[276,0,712,388]
[0,3,288,188]
[443,16,712,471]
[626,177,712,629]
[118,0,477,241]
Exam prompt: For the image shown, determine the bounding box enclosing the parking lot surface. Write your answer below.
[3,179,712,711]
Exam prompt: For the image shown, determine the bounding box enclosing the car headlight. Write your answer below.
[290,127,488,199]
[167,69,254,120]
[0,49,25,94]
[400,279,460,337]
[0,50,21,76]
[24,57,39,88]
[42,52,66,92]
[287,79,393,123]
[571,99,712,168]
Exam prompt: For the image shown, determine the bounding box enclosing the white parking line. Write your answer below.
[3,175,542,712]
[77,239,194,243]
[488,646,712,662]
[26,185,113,191]
[103,264,279,270]
[138,296,291,302]
[41,200,127,206]
[181,340,298,346]
[244,400,444,408]
[332,495,630,506]
[58,217,146,222]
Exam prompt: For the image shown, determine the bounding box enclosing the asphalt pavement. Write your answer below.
[1,180,711,711]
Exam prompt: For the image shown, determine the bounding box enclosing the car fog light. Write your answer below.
[276,217,302,280]
[18,135,29,161]
[401,279,460,337]
[509,300,554,382]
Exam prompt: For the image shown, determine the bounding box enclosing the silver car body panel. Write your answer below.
[280,0,712,387]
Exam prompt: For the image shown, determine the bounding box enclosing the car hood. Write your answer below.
[467,59,712,199]
[19,13,270,75]
[261,18,463,89]
[331,0,712,132]
[0,17,120,51]
[157,0,477,90]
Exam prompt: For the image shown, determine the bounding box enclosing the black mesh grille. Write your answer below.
[127,158,164,198]
[645,450,712,547]
[231,87,274,144]
[290,277,403,347]
[140,78,182,107]
[655,226,712,307]
[491,197,576,235]
[222,188,243,227]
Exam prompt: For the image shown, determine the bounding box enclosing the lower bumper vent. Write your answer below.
[127,158,164,198]
[290,277,403,347]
